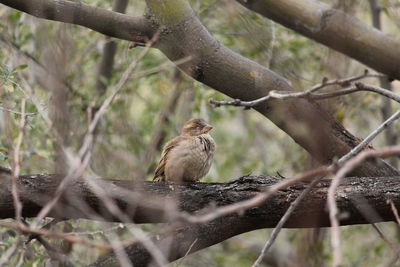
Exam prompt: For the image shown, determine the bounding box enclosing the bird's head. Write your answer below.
[181,118,213,136]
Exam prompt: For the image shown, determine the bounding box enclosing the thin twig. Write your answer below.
[339,109,400,164]
[307,70,383,92]
[175,238,198,267]
[81,175,169,266]
[252,176,323,267]
[327,109,400,267]
[388,199,400,226]
[371,223,395,250]
[26,30,170,266]
[11,31,169,267]
[327,146,400,267]
[310,82,400,103]
[0,237,21,267]
[0,106,36,116]
[30,31,160,229]
[0,220,115,250]
[209,70,386,108]
[11,98,27,223]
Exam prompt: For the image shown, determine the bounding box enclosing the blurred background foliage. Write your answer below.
[0,0,400,266]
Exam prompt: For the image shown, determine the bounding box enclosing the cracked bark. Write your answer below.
[0,170,399,266]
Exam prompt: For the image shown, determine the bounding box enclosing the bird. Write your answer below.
[153,118,216,182]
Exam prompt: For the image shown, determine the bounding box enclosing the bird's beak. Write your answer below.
[202,125,213,133]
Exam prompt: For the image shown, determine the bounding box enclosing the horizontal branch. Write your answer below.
[0,0,154,43]
[1,170,399,225]
[237,0,400,80]
[1,169,400,265]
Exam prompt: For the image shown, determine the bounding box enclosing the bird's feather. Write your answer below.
[153,136,189,181]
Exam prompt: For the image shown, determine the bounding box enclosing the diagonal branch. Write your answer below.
[237,0,400,80]
[0,0,154,44]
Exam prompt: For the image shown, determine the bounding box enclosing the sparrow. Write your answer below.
[153,118,216,182]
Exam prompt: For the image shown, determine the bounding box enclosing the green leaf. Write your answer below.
[14,64,28,71]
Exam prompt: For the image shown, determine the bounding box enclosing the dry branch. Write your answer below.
[1,170,400,265]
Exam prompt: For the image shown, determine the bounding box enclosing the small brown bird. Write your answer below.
[153,118,216,182]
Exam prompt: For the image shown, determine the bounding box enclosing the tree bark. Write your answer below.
[1,169,399,265]
[0,0,153,44]
[237,0,400,80]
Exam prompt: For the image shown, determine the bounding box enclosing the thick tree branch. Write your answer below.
[0,0,154,44]
[1,170,400,266]
[1,171,400,225]
[237,0,400,80]
[93,173,399,266]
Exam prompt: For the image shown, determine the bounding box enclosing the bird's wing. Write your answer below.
[153,136,188,181]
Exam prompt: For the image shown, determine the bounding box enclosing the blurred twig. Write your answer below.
[252,176,323,267]
[0,237,22,267]
[11,98,27,223]
[0,220,114,250]
[0,106,36,116]
[389,199,400,226]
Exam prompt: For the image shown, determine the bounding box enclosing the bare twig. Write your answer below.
[252,176,323,267]
[371,223,395,250]
[0,220,115,250]
[11,99,27,223]
[0,237,21,267]
[328,146,400,267]
[209,70,386,108]
[211,78,400,266]
[307,70,383,92]
[388,199,400,226]
[30,31,160,228]
[69,225,123,236]
[81,175,169,266]
[339,109,400,164]
[0,106,36,116]
[21,219,73,265]
[327,109,400,267]
[24,30,170,266]
[174,238,198,267]
[310,82,400,103]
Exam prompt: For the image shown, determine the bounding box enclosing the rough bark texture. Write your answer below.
[237,0,400,80]
[90,176,400,267]
[1,171,399,226]
[1,169,400,266]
